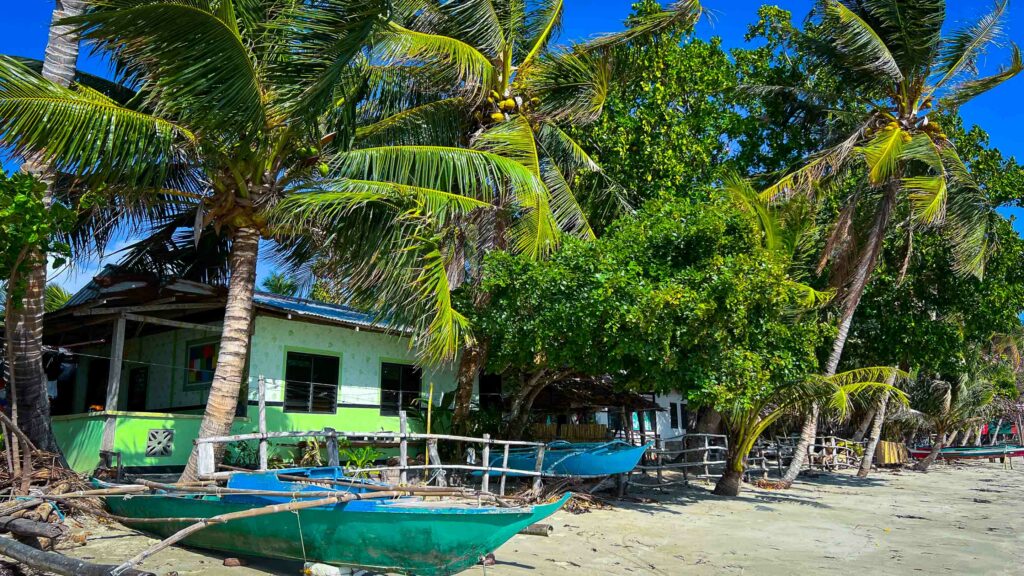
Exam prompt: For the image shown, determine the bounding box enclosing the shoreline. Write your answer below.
[46,461,1024,575]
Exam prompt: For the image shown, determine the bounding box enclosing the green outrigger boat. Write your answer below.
[101,468,569,575]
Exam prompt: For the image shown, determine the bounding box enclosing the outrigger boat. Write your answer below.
[488,440,652,477]
[99,467,569,576]
[908,445,1024,460]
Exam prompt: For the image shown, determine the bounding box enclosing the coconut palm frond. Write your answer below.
[525,48,610,125]
[941,43,1023,110]
[330,145,545,206]
[65,0,268,131]
[355,98,470,148]
[377,22,496,102]
[905,176,948,225]
[541,158,594,240]
[437,0,506,59]
[0,56,194,187]
[271,0,387,118]
[933,0,1007,91]
[819,0,903,83]
[471,115,542,177]
[861,0,945,75]
[583,0,701,51]
[520,0,564,71]
[858,126,909,186]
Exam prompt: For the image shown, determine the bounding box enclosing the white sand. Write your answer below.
[54,461,1024,575]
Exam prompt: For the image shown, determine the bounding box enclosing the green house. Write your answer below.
[43,272,458,474]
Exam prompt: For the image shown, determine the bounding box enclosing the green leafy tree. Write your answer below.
[474,193,827,441]
[0,171,72,451]
[572,0,737,208]
[763,0,1023,484]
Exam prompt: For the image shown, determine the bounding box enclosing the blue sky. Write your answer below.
[2,1,1023,291]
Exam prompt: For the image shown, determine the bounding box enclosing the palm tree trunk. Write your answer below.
[851,407,876,443]
[180,227,259,481]
[945,429,960,447]
[781,186,898,486]
[914,432,945,472]
[451,341,487,434]
[713,436,747,497]
[857,387,891,478]
[10,0,85,454]
[989,418,1003,446]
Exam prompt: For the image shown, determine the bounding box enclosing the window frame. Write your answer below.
[379,361,422,416]
[282,349,342,415]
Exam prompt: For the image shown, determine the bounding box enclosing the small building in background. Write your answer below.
[44,269,457,474]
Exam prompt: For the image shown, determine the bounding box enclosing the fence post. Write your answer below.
[325,427,340,468]
[257,375,268,471]
[399,411,409,485]
[499,444,510,496]
[481,434,491,494]
[702,435,710,479]
[532,445,545,497]
[197,441,215,478]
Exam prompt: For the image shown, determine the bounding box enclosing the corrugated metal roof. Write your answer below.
[252,291,399,332]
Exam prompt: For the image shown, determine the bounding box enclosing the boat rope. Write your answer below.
[293,509,309,563]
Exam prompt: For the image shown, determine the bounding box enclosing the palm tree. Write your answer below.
[898,368,996,472]
[713,367,906,496]
[260,272,300,298]
[273,0,703,430]
[766,0,1022,484]
[0,0,572,480]
[2,0,86,453]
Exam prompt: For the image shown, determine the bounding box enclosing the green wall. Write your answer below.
[56,311,461,473]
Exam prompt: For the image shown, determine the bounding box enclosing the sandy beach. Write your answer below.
[53,461,1024,576]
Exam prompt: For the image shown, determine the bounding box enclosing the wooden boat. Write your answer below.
[100,469,569,576]
[908,445,1024,460]
[490,440,652,477]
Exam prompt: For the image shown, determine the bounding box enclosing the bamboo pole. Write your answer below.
[110,491,405,575]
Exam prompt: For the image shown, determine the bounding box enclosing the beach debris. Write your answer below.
[222,557,247,567]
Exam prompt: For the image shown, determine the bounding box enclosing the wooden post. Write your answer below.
[638,410,647,446]
[325,428,339,468]
[101,314,126,453]
[702,435,710,479]
[532,445,545,497]
[196,441,215,478]
[257,375,268,471]
[499,444,510,496]
[398,411,408,485]
[481,434,491,494]
[427,439,445,487]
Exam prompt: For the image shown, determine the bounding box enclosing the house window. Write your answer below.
[284,352,340,414]
[670,402,679,429]
[380,363,422,416]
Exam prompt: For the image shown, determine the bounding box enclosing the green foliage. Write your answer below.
[340,444,383,479]
[474,193,826,404]
[0,171,72,306]
[260,272,300,298]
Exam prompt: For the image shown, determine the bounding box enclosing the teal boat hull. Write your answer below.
[104,487,569,575]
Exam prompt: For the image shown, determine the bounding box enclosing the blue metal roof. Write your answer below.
[252,291,397,332]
